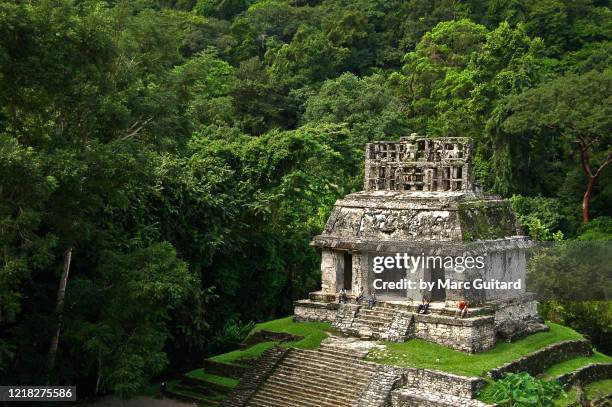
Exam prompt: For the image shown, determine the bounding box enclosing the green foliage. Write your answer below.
[577,216,612,241]
[303,72,410,152]
[510,195,567,240]
[208,320,255,355]
[539,301,612,355]
[1,0,611,399]
[478,372,564,406]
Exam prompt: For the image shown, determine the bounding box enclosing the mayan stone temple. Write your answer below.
[226,136,548,407]
[295,135,544,347]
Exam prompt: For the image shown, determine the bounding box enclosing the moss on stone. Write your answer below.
[458,200,519,241]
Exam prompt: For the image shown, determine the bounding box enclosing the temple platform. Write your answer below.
[294,295,546,353]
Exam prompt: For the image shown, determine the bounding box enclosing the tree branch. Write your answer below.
[118,117,153,141]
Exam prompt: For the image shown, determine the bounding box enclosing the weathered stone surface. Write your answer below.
[412,314,496,353]
[357,366,403,407]
[557,363,612,388]
[331,303,359,331]
[364,137,472,193]
[488,339,593,380]
[293,299,338,323]
[240,330,303,348]
[202,359,247,380]
[390,388,494,407]
[314,192,520,244]
[244,347,380,407]
[401,367,486,399]
[387,312,414,342]
[222,347,289,407]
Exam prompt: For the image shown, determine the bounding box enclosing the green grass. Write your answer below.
[366,322,585,377]
[208,340,278,365]
[553,379,612,406]
[249,316,331,349]
[539,351,612,379]
[185,369,239,388]
[207,316,332,365]
[586,379,612,399]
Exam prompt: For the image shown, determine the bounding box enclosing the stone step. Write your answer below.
[317,346,367,360]
[296,349,379,368]
[356,317,392,327]
[263,375,365,403]
[272,365,373,389]
[250,390,324,407]
[269,371,369,397]
[280,354,377,375]
[280,357,377,379]
[357,312,394,320]
[250,383,354,407]
[249,392,316,407]
[245,348,379,407]
[358,308,398,317]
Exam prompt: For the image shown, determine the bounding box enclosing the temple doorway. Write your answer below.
[343,252,352,290]
[429,266,446,301]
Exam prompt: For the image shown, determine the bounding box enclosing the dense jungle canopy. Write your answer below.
[0,0,611,399]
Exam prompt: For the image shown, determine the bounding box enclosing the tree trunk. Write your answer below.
[47,247,72,383]
[95,356,102,396]
[582,177,595,223]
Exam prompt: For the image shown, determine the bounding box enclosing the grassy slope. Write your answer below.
[250,316,331,349]
[554,379,612,406]
[540,351,612,379]
[185,370,240,388]
[208,341,279,365]
[366,322,584,377]
[208,316,332,366]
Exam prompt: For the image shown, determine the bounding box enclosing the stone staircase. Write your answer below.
[246,345,379,407]
[349,306,399,340]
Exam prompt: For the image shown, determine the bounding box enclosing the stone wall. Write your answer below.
[493,300,538,326]
[390,389,493,407]
[293,299,339,323]
[387,312,414,342]
[488,340,593,380]
[492,299,548,340]
[356,364,487,407]
[357,366,404,407]
[320,248,343,293]
[331,303,359,331]
[557,363,612,388]
[240,330,302,348]
[402,368,485,399]
[412,314,496,353]
[202,359,247,380]
[221,347,289,407]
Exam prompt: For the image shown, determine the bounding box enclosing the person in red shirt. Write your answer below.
[454,299,469,318]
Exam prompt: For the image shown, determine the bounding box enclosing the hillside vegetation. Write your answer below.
[1,0,610,399]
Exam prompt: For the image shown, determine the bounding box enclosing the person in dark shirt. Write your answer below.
[417,298,430,314]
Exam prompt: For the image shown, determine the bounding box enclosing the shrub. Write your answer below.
[479,372,564,406]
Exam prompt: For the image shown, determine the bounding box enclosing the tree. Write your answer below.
[499,70,612,222]
[302,72,409,171]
